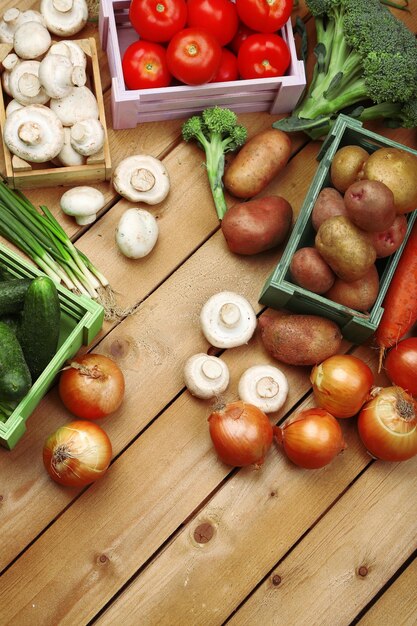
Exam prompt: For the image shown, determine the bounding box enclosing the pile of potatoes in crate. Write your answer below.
[290,144,417,313]
[0,0,105,168]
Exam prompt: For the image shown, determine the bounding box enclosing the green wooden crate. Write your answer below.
[260,115,417,344]
[0,243,104,449]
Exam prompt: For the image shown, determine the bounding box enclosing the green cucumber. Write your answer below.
[0,278,32,315]
[0,321,32,401]
[0,314,21,333]
[17,276,61,381]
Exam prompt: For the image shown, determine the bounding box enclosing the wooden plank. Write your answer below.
[357,558,417,626]
[0,344,384,625]
[226,460,417,626]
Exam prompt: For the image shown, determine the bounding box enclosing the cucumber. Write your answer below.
[0,278,32,315]
[0,314,21,334]
[17,276,61,381]
[0,321,32,401]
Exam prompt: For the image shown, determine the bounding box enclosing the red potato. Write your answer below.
[311,187,347,231]
[344,179,396,232]
[367,214,408,258]
[224,128,291,199]
[290,247,335,294]
[221,195,293,255]
[258,309,342,366]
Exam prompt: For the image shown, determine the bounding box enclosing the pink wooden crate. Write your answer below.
[99,0,306,129]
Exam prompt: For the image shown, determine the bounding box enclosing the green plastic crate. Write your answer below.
[260,115,417,344]
[0,242,104,449]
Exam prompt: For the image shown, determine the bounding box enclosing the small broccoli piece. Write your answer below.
[275,0,417,137]
[182,107,247,220]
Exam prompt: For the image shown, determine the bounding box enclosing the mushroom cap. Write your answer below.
[50,85,99,126]
[184,353,230,399]
[48,40,87,69]
[40,0,88,36]
[70,118,105,156]
[60,186,105,225]
[8,60,49,106]
[4,104,64,163]
[115,208,159,259]
[56,127,86,166]
[5,99,24,117]
[238,364,289,414]
[112,155,170,204]
[200,291,257,349]
[13,21,51,59]
[39,53,77,99]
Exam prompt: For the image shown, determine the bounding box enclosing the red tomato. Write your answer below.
[122,40,172,90]
[237,33,291,79]
[187,0,239,46]
[166,27,222,85]
[210,48,239,82]
[385,337,417,396]
[229,21,256,54]
[129,0,187,42]
[235,0,293,33]
[59,354,125,420]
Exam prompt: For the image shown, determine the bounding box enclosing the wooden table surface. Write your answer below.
[0,2,416,625]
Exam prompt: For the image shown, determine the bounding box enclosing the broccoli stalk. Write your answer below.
[182,107,247,220]
[275,0,417,138]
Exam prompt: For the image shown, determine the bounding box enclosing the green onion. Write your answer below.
[0,182,113,309]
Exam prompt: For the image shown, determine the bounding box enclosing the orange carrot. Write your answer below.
[375,219,417,368]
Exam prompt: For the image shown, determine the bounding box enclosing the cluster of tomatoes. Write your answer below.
[122,0,293,89]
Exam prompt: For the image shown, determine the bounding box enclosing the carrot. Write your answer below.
[375,219,417,369]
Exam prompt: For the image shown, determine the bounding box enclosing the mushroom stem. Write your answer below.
[4,8,21,25]
[53,0,74,11]
[18,73,41,98]
[201,359,224,381]
[18,122,42,146]
[130,168,156,192]
[256,377,279,399]
[71,65,86,87]
[219,302,241,328]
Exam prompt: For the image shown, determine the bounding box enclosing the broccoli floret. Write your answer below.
[274,0,417,138]
[182,107,247,220]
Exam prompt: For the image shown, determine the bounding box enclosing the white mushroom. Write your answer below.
[60,186,105,225]
[55,127,86,166]
[39,53,86,99]
[13,21,51,60]
[238,364,289,414]
[40,0,88,36]
[8,60,49,106]
[5,99,24,117]
[115,208,159,259]
[0,8,22,44]
[50,85,99,126]
[4,104,64,163]
[70,118,104,156]
[112,155,170,204]
[1,53,20,97]
[184,353,230,399]
[48,40,87,70]
[0,8,45,44]
[200,292,257,349]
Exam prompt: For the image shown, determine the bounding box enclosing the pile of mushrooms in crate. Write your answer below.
[0,0,105,168]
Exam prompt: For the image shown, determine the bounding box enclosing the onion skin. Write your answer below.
[43,420,112,487]
[358,386,417,462]
[311,355,374,418]
[275,408,347,469]
[208,401,273,467]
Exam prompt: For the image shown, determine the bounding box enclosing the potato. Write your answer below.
[221,196,293,255]
[325,264,380,312]
[258,309,342,366]
[330,145,369,193]
[289,247,335,294]
[367,214,408,258]
[224,128,291,199]
[344,179,396,232]
[311,187,347,231]
[362,147,417,214]
[315,216,376,282]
